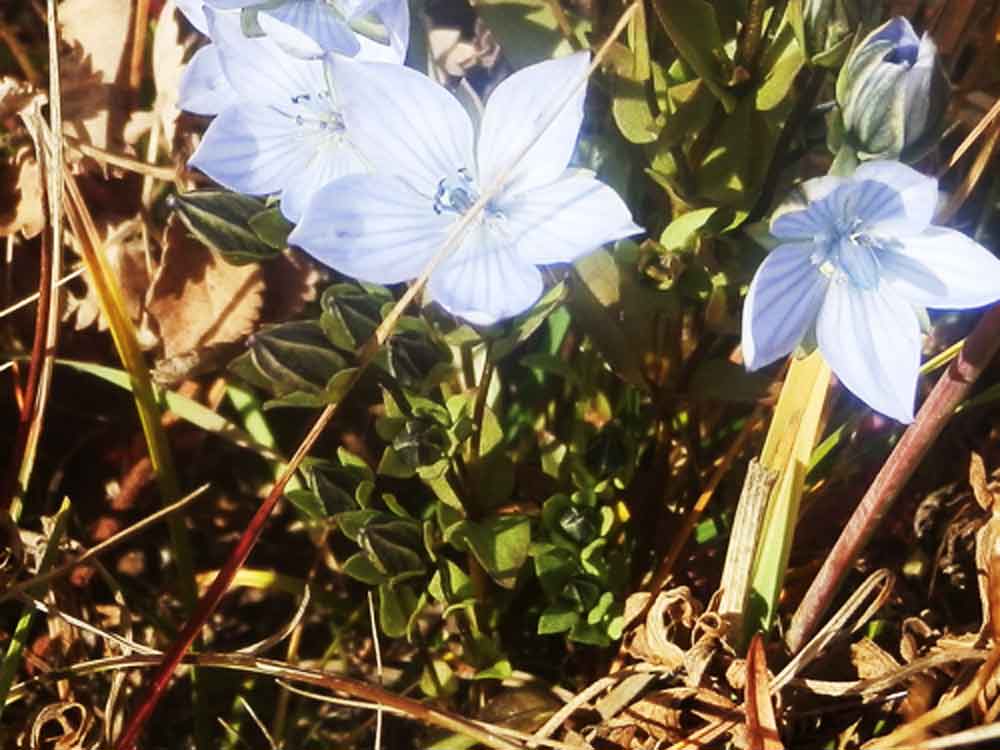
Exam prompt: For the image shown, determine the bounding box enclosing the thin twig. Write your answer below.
[787,305,1000,652]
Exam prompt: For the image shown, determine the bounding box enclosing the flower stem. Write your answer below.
[786,304,1000,652]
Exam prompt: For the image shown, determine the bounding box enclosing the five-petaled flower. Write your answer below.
[187,7,368,223]
[742,161,1000,423]
[289,52,642,325]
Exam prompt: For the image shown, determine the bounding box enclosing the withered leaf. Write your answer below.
[147,217,265,361]
[0,146,44,239]
[745,634,783,750]
[59,0,133,160]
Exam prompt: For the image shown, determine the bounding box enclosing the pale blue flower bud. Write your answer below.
[835,17,948,161]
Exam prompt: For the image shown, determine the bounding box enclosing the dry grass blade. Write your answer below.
[0,483,210,605]
[880,721,1000,750]
[13,653,527,750]
[939,94,1000,176]
[745,634,784,750]
[2,0,65,521]
[0,265,85,320]
[864,645,1000,749]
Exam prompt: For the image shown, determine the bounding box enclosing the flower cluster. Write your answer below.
[178,0,640,324]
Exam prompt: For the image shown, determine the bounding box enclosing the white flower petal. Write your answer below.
[477,52,590,195]
[741,242,828,370]
[853,160,937,236]
[175,0,210,34]
[190,103,308,197]
[203,0,255,9]
[207,7,329,104]
[428,224,544,325]
[373,0,409,61]
[497,170,640,265]
[179,44,238,115]
[259,0,361,58]
[279,142,367,222]
[289,174,452,284]
[817,281,921,423]
[333,58,474,195]
[881,226,1000,309]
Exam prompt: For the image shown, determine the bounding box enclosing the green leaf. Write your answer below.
[420,659,459,698]
[284,489,327,521]
[428,559,474,604]
[378,583,419,638]
[170,189,279,264]
[755,17,804,111]
[250,321,348,394]
[359,519,426,578]
[248,206,293,249]
[475,0,590,69]
[649,0,736,110]
[538,602,580,635]
[533,547,577,599]
[335,509,384,542]
[453,516,531,589]
[342,553,389,586]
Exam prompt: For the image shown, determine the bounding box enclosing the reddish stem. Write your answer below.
[1,202,53,513]
[786,304,1000,652]
[113,401,338,749]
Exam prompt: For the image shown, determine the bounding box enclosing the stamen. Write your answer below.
[433,168,479,215]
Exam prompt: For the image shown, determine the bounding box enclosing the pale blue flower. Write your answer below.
[176,0,239,115]
[289,52,642,325]
[742,161,1000,422]
[187,7,367,222]
[203,0,408,61]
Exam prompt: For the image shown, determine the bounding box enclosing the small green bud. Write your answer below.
[834,17,949,161]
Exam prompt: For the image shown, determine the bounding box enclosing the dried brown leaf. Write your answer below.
[0,146,45,239]
[745,634,783,750]
[623,587,704,669]
[147,217,264,361]
[850,637,901,681]
[63,218,152,334]
[59,0,133,162]
[152,0,187,147]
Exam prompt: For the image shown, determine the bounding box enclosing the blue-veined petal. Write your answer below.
[816,280,921,423]
[207,7,329,104]
[427,223,544,325]
[289,174,452,284]
[179,44,238,115]
[333,58,474,196]
[881,226,1000,309]
[175,0,210,34]
[259,0,361,58]
[770,176,845,240]
[477,52,589,196]
[853,160,937,236]
[279,141,367,222]
[190,103,308,197]
[497,169,641,265]
[741,242,828,370]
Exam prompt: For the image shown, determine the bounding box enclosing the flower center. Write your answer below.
[434,169,479,215]
[289,92,346,135]
[812,218,881,290]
